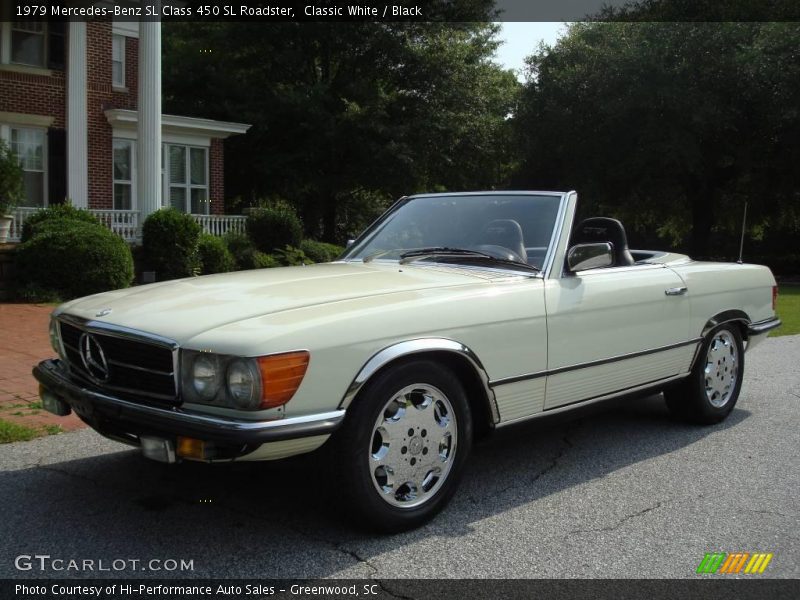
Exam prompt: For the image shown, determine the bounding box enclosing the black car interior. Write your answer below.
[569,217,635,267]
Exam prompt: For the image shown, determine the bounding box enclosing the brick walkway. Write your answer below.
[0,303,84,435]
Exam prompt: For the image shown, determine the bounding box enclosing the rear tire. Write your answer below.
[665,324,744,425]
[333,360,472,532]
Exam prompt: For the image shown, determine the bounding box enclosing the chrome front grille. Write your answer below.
[58,318,178,403]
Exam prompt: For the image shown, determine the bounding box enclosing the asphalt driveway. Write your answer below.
[1,336,798,580]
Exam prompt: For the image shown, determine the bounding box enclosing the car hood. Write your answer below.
[55,262,504,343]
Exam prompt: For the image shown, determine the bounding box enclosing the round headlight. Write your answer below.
[192,354,219,401]
[49,320,61,356]
[226,359,261,410]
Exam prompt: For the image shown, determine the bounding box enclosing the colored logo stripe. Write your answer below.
[745,553,773,574]
[697,553,726,574]
[697,552,773,574]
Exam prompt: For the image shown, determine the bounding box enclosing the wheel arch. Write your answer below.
[690,310,751,370]
[338,339,499,437]
[701,309,751,341]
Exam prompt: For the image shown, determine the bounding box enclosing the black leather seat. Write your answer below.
[571,217,635,266]
[478,219,528,263]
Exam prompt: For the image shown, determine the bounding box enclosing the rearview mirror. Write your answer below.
[567,242,613,272]
[346,239,355,249]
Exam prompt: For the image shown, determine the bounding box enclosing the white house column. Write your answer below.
[137,17,162,220]
[67,22,88,207]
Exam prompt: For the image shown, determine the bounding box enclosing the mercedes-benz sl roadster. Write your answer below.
[35,191,781,531]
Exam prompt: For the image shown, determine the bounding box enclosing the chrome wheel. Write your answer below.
[704,330,738,408]
[369,384,458,508]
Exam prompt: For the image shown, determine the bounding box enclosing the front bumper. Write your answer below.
[33,359,345,447]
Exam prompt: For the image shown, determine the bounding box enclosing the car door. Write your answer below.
[544,264,693,410]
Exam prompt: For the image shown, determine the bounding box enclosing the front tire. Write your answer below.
[665,324,745,425]
[334,360,472,532]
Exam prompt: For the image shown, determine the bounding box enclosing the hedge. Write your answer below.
[21,204,100,242]
[15,220,134,300]
[299,239,344,263]
[246,205,303,253]
[198,233,235,274]
[142,209,201,280]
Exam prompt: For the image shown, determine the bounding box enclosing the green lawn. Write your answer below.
[772,285,800,337]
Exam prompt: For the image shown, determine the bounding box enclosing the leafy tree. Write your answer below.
[163,19,518,242]
[514,20,800,259]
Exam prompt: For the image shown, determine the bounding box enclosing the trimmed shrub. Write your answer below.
[300,239,344,263]
[247,205,303,253]
[274,245,310,266]
[198,234,235,274]
[253,251,280,269]
[142,209,201,280]
[21,204,100,242]
[0,139,23,216]
[222,231,254,270]
[15,220,134,300]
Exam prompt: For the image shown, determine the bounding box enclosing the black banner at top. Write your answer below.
[8,0,800,23]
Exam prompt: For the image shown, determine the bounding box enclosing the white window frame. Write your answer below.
[163,143,210,215]
[112,138,135,210]
[0,123,48,208]
[111,34,125,88]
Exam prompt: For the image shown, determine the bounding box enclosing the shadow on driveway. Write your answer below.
[0,394,750,578]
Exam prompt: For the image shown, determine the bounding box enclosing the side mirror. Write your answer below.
[346,239,355,249]
[567,242,613,272]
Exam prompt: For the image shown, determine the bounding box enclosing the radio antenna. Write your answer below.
[737,201,748,264]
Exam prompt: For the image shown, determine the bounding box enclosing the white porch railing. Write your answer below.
[7,208,246,243]
[7,207,40,242]
[90,209,140,242]
[193,214,247,237]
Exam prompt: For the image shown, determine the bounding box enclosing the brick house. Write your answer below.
[0,17,250,241]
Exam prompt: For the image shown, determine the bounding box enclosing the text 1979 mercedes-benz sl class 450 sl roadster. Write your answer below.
[35,191,781,531]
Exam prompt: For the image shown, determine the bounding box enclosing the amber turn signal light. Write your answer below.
[257,351,310,409]
[177,436,207,460]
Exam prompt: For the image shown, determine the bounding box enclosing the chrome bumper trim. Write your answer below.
[33,359,344,445]
[747,317,782,336]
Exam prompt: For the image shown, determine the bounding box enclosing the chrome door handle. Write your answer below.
[665,287,688,296]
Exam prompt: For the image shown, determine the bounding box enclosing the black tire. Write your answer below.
[664,324,745,425]
[332,359,473,533]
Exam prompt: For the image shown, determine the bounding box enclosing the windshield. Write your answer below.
[343,193,563,270]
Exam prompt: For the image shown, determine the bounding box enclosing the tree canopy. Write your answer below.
[163,14,800,268]
[163,20,518,242]
[513,21,800,260]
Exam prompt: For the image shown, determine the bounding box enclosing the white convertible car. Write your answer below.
[36,191,780,531]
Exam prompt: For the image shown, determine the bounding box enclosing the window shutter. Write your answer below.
[47,21,66,70]
[47,128,67,204]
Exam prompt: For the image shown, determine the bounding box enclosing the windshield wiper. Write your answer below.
[362,249,399,263]
[398,247,540,272]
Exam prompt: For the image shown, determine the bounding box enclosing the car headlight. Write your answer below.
[49,319,62,357]
[226,359,262,410]
[192,354,220,401]
[181,350,310,411]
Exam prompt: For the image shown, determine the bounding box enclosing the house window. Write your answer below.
[11,22,46,67]
[112,35,125,87]
[113,139,134,210]
[166,144,209,214]
[7,126,46,207]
